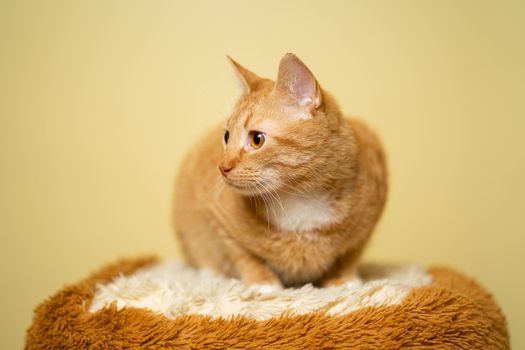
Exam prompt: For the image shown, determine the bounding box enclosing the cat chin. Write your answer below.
[226,185,254,195]
[227,184,265,196]
[224,181,277,197]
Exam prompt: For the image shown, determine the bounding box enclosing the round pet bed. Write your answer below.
[25,257,509,349]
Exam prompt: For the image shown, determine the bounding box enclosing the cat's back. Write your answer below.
[346,116,387,181]
[344,116,388,227]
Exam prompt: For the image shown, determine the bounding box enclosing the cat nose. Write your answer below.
[219,164,233,177]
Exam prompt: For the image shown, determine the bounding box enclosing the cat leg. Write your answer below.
[206,203,283,289]
[219,234,280,285]
[320,249,363,288]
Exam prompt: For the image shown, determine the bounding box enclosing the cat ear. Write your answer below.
[272,53,322,111]
[227,56,262,94]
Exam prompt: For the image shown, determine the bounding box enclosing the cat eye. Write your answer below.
[224,130,230,144]
[249,131,266,149]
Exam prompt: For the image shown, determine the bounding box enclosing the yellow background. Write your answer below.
[1,1,523,348]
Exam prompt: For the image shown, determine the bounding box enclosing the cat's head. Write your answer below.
[219,53,347,196]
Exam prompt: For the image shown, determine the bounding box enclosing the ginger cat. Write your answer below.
[174,53,387,289]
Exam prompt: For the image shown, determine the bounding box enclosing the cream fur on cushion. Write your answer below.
[89,260,432,320]
[26,257,509,349]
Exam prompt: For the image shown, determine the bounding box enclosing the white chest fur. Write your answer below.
[267,191,336,232]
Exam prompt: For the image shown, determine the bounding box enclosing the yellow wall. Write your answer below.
[1,1,523,348]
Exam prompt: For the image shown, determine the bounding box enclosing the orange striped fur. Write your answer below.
[174,54,387,287]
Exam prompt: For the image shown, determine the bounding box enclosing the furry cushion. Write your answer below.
[26,257,509,349]
[89,260,434,320]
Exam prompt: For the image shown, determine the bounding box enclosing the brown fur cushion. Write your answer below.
[25,257,509,349]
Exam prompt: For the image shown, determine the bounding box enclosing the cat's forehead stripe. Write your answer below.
[227,112,246,129]
[243,113,252,128]
[272,135,301,149]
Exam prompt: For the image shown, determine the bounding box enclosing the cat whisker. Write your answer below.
[251,178,292,232]
[257,180,283,211]
[210,176,226,200]
[259,175,330,213]
[257,174,310,199]
[264,183,290,222]
[253,182,271,232]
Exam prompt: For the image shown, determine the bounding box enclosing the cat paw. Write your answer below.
[249,283,282,295]
[343,277,363,290]
[239,283,282,300]
[322,276,363,289]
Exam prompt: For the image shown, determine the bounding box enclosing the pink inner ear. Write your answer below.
[274,53,321,110]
